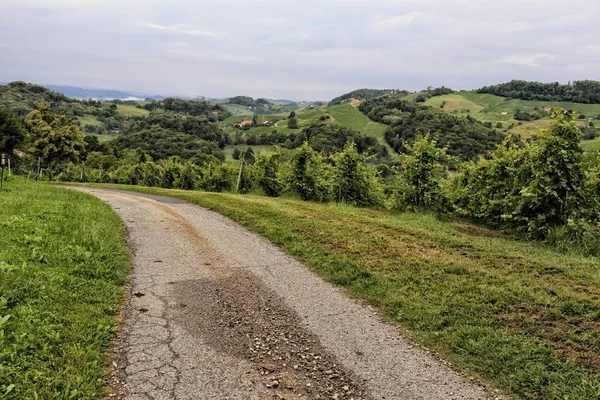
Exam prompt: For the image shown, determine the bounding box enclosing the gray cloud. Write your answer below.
[1,0,599,99]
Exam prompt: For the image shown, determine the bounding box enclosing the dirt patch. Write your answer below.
[173,271,371,399]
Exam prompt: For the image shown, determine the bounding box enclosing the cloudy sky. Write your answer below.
[1,0,599,100]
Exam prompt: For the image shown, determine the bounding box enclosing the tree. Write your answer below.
[0,107,26,155]
[288,111,296,118]
[395,135,448,211]
[287,116,299,129]
[287,142,332,201]
[232,148,241,160]
[252,113,257,126]
[581,121,597,140]
[255,152,283,197]
[332,142,381,206]
[516,109,590,236]
[244,147,255,165]
[25,102,85,169]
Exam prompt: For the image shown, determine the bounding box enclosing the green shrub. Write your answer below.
[332,142,382,206]
[394,135,449,212]
[286,142,332,201]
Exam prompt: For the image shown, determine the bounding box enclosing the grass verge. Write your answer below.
[0,177,129,399]
[63,183,600,400]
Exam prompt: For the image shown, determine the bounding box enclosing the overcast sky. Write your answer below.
[1,0,599,100]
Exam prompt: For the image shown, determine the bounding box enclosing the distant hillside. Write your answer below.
[142,98,231,121]
[328,88,409,106]
[477,80,600,104]
[45,85,141,100]
[225,96,304,115]
[0,81,77,116]
[416,91,600,139]
[359,96,504,161]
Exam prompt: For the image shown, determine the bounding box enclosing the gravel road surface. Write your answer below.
[69,187,494,400]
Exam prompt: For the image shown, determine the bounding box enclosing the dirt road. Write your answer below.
[71,187,493,400]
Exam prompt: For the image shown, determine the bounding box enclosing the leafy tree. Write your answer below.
[25,102,85,169]
[450,136,530,226]
[581,122,597,140]
[332,142,382,206]
[244,147,255,165]
[394,135,448,211]
[516,110,590,236]
[232,148,241,160]
[287,142,332,201]
[252,113,257,126]
[288,111,296,118]
[0,107,26,155]
[255,152,283,197]
[176,162,200,190]
[287,116,299,129]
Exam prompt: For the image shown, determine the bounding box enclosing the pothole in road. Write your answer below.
[173,270,371,399]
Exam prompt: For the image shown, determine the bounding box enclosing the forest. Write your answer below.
[478,80,600,103]
[359,96,504,160]
[328,88,409,105]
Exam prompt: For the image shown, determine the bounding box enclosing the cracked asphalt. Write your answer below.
[69,187,495,400]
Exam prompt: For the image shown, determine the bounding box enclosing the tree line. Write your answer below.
[328,88,410,106]
[478,80,600,104]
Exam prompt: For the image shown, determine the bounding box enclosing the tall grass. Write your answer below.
[0,177,129,399]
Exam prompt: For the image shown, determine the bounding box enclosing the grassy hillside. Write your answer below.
[0,178,129,399]
[582,136,600,151]
[424,91,600,138]
[327,104,391,151]
[221,103,393,162]
[116,104,149,117]
[222,103,251,115]
[71,183,600,400]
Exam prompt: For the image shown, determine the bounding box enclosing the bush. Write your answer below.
[286,142,332,201]
[332,142,382,207]
[394,135,449,212]
[255,152,284,197]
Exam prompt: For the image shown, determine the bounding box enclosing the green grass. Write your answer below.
[66,183,600,400]
[222,103,252,116]
[0,178,129,399]
[116,104,149,117]
[426,94,488,114]
[78,114,102,127]
[582,136,600,151]
[327,104,393,152]
[419,92,600,139]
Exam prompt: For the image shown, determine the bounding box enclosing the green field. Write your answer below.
[222,103,252,115]
[422,92,600,139]
[220,103,393,161]
[69,183,600,400]
[582,136,600,151]
[115,104,149,117]
[77,114,102,127]
[0,178,129,399]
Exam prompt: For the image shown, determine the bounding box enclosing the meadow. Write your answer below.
[69,182,600,400]
[422,91,600,138]
[115,104,149,117]
[0,178,129,399]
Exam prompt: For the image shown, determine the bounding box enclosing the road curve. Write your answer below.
[69,187,494,400]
